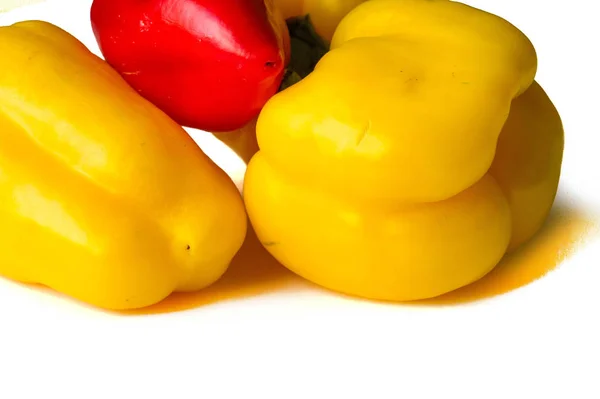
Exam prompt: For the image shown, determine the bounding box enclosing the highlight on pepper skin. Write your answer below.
[243,0,564,302]
[90,0,291,132]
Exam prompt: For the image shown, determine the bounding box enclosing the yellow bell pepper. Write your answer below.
[213,0,369,163]
[0,21,247,310]
[244,0,564,301]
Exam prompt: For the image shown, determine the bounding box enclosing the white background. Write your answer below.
[1,1,599,398]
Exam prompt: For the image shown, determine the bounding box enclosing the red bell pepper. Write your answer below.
[90,0,290,132]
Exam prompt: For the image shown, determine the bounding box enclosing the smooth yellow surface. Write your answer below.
[244,0,563,301]
[0,21,247,310]
[490,81,564,252]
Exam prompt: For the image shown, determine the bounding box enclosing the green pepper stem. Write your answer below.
[279,15,330,91]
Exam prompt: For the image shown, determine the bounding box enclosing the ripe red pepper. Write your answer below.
[90,0,290,132]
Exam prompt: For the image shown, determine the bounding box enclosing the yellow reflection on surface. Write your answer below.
[416,200,598,305]
[121,218,299,315]
[123,198,597,315]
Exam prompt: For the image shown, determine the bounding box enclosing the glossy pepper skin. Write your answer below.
[244,0,564,301]
[0,21,247,310]
[213,0,368,163]
[90,0,290,132]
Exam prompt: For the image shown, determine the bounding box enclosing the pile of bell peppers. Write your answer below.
[0,0,563,309]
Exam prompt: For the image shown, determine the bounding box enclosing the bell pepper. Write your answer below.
[90,0,290,132]
[212,0,369,163]
[243,0,564,301]
[0,21,247,310]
